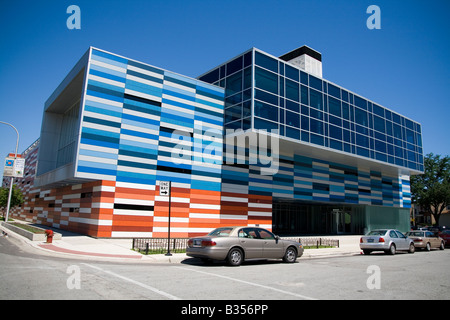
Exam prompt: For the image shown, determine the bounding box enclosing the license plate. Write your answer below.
[193,239,202,247]
[367,238,374,243]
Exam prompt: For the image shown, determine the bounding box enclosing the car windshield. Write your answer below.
[442,230,450,235]
[207,227,233,237]
[367,230,387,236]
[407,231,424,237]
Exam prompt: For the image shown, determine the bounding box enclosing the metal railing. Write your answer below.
[282,237,340,248]
[132,236,339,254]
[132,238,189,254]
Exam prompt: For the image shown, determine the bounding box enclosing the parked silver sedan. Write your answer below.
[360,229,415,255]
[186,226,304,266]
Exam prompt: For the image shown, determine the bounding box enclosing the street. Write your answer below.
[1,235,449,301]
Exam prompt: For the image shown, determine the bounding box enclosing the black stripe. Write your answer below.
[114,203,154,211]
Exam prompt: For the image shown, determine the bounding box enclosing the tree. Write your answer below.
[410,153,450,226]
[0,185,24,218]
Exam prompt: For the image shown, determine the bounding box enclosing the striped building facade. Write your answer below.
[4,46,422,237]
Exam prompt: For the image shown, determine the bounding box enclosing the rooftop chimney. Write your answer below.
[279,45,322,78]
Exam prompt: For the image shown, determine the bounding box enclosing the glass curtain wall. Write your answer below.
[56,99,80,168]
[251,50,423,172]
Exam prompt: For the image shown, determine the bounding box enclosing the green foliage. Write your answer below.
[410,153,450,226]
[0,185,24,211]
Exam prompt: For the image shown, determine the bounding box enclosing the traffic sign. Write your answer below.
[3,157,25,178]
[159,181,171,196]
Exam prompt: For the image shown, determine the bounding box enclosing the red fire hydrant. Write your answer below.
[45,230,54,243]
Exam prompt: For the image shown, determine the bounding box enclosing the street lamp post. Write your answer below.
[0,121,19,223]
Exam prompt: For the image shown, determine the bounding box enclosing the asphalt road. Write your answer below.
[1,234,449,302]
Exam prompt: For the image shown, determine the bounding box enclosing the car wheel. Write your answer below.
[386,244,396,255]
[440,241,445,250]
[283,247,297,263]
[227,248,243,266]
[363,250,371,255]
[425,242,431,251]
[408,243,415,254]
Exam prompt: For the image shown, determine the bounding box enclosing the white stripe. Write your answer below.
[82,121,121,133]
[114,198,154,206]
[189,213,220,219]
[115,181,156,191]
[127,65,164,80]
[85,95,123,108]
[120,123,159,136]
[78,155,117,165]
[176,267,317,300]
[79,143,119,155]
[190,203,220,210]
[82,263,180,300]
[83,110,122,123]
[90,59,127,74]
[126,74,163,88]
[89,74,125,88]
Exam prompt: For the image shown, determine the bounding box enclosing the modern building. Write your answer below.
[3,45,424,237]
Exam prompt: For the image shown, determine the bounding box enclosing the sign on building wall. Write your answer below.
[3,157,25,178]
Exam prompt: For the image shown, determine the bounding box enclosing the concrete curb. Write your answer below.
[1,224,363,263]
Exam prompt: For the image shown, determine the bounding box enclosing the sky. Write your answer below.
[0,0,449,180]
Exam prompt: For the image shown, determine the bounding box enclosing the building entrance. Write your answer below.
[272,201,364,235]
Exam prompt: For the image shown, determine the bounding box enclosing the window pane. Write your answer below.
[254,101,278,122]
[301,85,308,105]
[254,117,278,130]
[243,67,252,89]
[285,79,299,102]
[309,75,322,91]
[285,65,299,81]
[355,108,368,126]
[255,67,278,94]
[373,115,385,133]
[354,96,367,110]
[329,125,342,140]
[286,100,300,113]
[328,96,341,117]
[226,56,243,76]
[255,89,277,105]
[225,104,242,123]
[286,127,300,140]
[286,111,300,127]
[225,71,242,96]
[310,119,323,135]
[328,83,340,99]
[255,51,278,72]
[309,89,323,110]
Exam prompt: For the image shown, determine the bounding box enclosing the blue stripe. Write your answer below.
[120,128,159,141]
[77,165,116,176]
[89,69,126,83]
[80,137,119,149]
[79,148,118,160]
[84,105,123,119]
[91,49,128,66]
[119,143,158,156]
[86,89,123,103]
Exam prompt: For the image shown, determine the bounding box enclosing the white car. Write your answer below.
[360,229,415,255]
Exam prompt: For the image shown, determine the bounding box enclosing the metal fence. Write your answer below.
[282,237,340,248]
[132,236,339,254]
[132,238,189,254]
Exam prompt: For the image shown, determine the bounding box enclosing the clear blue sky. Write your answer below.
[1,0,449,180]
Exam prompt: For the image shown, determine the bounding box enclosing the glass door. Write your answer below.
[336,210,352,234]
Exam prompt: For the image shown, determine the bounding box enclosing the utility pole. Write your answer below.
[0,121,19,223]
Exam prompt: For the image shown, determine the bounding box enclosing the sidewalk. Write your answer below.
[1,223,362,263]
